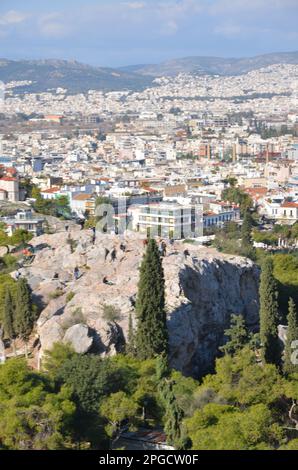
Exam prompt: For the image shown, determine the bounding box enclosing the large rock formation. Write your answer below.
[17,229,260,377]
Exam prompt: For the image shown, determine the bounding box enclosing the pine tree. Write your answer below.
[15,278,34,358]
[284,298,298,375]
[220,314,250,355]
[259,258,280,366]
[3,288,16,355]
[135,239,168,360]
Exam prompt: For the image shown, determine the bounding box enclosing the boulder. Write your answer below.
[63,323,93,354]
[39,318,64,353]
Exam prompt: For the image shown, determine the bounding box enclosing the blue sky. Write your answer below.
[0,0,297,67]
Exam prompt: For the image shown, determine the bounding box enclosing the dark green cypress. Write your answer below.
[284,298,298,375]
[15,279,34,355]
[259,258,280,366]
[220,314,250,356]
[126,313,136,356]
[241,210,255,259]
[241,211,252,244]
[135,239,168,359]
[3,288,16,355]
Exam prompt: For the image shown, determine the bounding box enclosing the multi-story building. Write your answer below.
[2,210,45,237]
[129,202,203,239]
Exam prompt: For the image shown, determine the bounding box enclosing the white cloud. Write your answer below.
[123,2,146,9]
[161,20,178,36]
[0,10,29,26]
[38,13,70,38]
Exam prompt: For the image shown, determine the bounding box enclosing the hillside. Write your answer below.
[15,229,259,377]
[1,51,298,94]
[120,51,298,77]
[0,59,153,94]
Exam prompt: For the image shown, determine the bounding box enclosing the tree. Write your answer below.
[135,239,168,360]
[42,342,76,378]
[284,298,298,375]
[57,355,110,415]
[15,278,35,357]
[126,313,136,357]
[156,355,187,449]
[0,359,76,450]
[2,289,16,355]
[220,314,250,355]
[259,258,281,366]
[100,391,138,441]
[184,403,283,450]
[240,211,256,259]
[10,229,33,247]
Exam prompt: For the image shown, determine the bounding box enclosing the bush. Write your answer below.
[66,291,75,303]
[102,304,122,323]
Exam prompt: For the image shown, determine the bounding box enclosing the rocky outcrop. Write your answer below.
[16,230,260,377]
[63,324,93,354]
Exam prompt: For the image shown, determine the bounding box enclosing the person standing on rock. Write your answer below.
[111,248,117,262]
[74,266,80,281]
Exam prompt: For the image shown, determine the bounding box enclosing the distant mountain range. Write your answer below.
[0,59,153,94]
[120,51,298,77]
[0,51,298,94]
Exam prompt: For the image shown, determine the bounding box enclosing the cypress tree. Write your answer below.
[284,298,298,375]
[241,210,255,259]
[135,239,168,359]
[15,278,34,357]
[155,355,188,450]
[126,313,136,357]
[3,288,16,355]
[259,258,280,366]
[220,314,250,356]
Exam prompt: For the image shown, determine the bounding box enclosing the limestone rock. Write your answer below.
[22,231,260,377]
[63,324,93,354]
[39,317,64,353]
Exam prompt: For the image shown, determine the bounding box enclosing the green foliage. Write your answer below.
[240,211,256,260]
[203,348,283,406]
[49,288,65,299]
[284,298,298,376]
[100,392,139,437]
[34,192,71,218]
[102,304,122,323]
[15,278,36,343]
[42,343,76,378]
[2,288,15,341]
[135,239,168,360]
[185,403,283,450]
[0,359,76,449]
[0,274,17,324]
[126,313,136,356]
[221,186,253,215]
[56,355,110,415]
[0,228,33,248]
[259,258,281,366]
[10,229,33,247]
[273,254,298,315]
[220,314,250,355]
[66,291,75,303]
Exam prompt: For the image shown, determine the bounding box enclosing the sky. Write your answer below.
[0,0,297,67]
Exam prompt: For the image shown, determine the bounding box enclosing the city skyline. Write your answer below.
[0,0,297,67]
